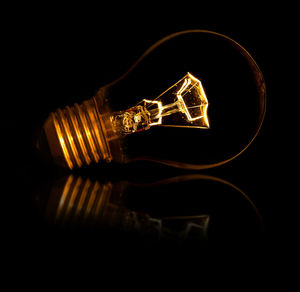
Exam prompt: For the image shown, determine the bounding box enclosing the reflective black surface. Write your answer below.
[2,11,291,275]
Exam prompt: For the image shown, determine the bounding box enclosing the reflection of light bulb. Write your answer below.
[39,30,266,169]
[43,175,210,243]
[37,174,263,243]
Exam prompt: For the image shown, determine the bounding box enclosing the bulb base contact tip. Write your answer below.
[42,97,112,169]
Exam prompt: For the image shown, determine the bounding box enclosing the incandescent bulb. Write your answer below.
[39,30,266,169]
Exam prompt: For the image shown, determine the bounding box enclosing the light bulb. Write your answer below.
[39,30,266,169]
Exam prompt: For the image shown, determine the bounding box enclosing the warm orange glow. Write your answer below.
[55,175,74,219]
[45,174,263,240]
[142,72,209,129]
[41,30,265,171]
[75,103,100,163]
[57,109,82,167]
[66,106,91,165]
[74,178,92,217]
[177,73,209,125]
[52,112,74,169]
[51,73,209,169]
[50,99,111,169]
[46,175,214,239]
[143,99,163,126]
[111,73,210,136]
[53,175,113,223]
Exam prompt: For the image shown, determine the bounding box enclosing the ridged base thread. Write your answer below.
[51,98,111,169]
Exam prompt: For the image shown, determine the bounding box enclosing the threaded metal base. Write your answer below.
[50,98,111,169]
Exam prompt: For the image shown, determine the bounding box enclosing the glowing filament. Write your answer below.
[111,72,209,135]
[144,72,209,127]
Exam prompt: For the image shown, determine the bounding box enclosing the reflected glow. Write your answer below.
[42,174,264,245]
[45,175,212,242]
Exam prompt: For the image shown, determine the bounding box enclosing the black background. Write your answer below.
[1,3,295,283]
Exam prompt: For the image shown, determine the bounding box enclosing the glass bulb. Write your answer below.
[39,30,266,169]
